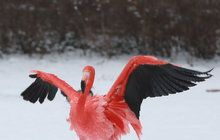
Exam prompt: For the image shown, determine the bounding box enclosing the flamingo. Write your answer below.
[21,55,212,140]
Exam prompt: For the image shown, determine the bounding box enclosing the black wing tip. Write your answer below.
[200,68,213,76]
[21,92,36,104]
[21,94,29,101]
[29,74,37,78]
[206,68,214,73]
[21,78,58,104]
[124,64,213,119]
[47,85,58,101]
[197,68,213,80]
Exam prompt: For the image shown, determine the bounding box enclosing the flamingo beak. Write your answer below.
[81,71,90,93]
[82,71,90,82]
[81,80,86,93]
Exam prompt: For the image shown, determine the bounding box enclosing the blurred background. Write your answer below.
[0,1,220,140]
[0,0,220,59]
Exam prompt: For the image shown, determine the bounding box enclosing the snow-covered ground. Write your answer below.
[0,53,219,140]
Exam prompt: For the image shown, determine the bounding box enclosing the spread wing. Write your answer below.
[21,70,78,103]
[106,56,212,118]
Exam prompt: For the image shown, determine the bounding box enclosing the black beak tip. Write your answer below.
[81,80,86,93]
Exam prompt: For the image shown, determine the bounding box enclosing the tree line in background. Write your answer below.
[0,0,220,59]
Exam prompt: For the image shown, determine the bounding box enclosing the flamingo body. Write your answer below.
[68,94,141,140]
[69,95,114,140]
[21,56,212,140]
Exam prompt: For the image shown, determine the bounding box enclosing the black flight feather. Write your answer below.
[124,64,212,119]
[21,74,58,103]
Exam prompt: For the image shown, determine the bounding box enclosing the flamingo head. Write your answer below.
[81,65,95,94]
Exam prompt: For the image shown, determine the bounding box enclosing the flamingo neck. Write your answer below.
[84,78,94,95]
[83,67,95,95]
[77,74,95,112]
[81,65,95,95]
[76,94,86,115]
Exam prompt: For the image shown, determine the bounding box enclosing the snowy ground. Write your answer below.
[0,53,219,140]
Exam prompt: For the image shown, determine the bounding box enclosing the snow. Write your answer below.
[0,53,219,140]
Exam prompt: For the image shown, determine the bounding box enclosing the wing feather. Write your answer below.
[39,85,49,103]
[125,64,212,118]
[47,84,58,101]
[155,74,170,95]
[106,55,212,119]
[21,71,78,103]
[158,74,177,94]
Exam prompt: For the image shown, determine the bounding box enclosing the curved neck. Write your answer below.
[77,75,94,112]
[84,75,94,95]
[81,78,94,95]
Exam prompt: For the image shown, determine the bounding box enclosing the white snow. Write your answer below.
[0,53,219,140]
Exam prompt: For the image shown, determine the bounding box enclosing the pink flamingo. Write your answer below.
[21,55,212,140]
